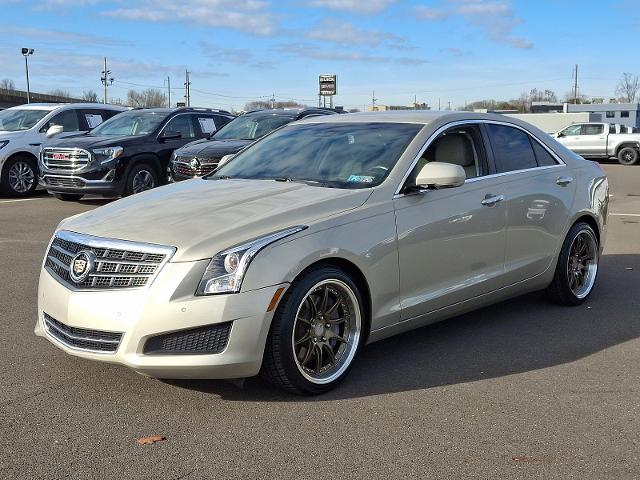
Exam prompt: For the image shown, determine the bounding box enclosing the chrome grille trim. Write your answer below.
[44,230,176,291]
[43,313,122,354]
[42,175,86,188]
[174,159,219,178]
[42,147,92,172]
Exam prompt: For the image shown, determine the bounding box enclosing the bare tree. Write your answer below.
[81,90,99,103]
[0,78,15,91]
[48,88,72,98]
[127,89,167,108]
[615,73,640,103]
[244,100,305,111]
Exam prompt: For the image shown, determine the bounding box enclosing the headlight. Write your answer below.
[0,140,8,150]
[196,226,307,295]
[92,146,123,164]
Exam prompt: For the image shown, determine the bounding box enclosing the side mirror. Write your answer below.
[556,132,564,138]
[46,125,64,138]
[416,162,466,189]
[159,131,182,142]
[218,154,235,168]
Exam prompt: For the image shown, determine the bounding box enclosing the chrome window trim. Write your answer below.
[45,230,176,292]
[394,119,567,197]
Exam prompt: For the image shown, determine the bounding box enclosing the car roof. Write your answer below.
[6,103,126,112]
[294,110,547,128]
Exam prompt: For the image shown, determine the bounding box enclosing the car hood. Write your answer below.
[58,179,372,262]
[46,134,141,149]
[176,139,253,160]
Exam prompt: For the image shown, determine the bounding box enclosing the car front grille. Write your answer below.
[143,322,232,355]
[42,148,91,171]
[173,158,219,178]
[43,313,122,353]
[44,231,175,290]
[43,176,86,188]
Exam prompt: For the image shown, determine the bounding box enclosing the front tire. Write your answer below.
[618,147,639,165]
[124,162,158,196]
[547,222,599,305]
[1,155,38,197]
[262,266,365,395]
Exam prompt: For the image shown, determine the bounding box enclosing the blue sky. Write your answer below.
[0,0,637,110]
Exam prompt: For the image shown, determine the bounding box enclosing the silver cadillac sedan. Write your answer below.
[35,111,608,394]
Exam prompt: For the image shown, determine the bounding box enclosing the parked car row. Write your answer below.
[0,102,343,199]
[0,103,126,196]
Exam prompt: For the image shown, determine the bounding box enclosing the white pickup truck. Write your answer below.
[554,122,640,165]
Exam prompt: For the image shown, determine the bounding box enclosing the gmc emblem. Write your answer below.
[52,153,69,160]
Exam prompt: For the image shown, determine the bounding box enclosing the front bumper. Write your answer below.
[35,262,286,379]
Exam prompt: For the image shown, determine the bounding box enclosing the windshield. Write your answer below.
[212,114,293,140]
[211,122,422,189]
[91,111,166,136]
[0,109,49,131]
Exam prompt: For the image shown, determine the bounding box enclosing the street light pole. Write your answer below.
[21,48,34,104]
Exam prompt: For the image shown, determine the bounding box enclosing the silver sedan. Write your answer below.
[35,111,608,394]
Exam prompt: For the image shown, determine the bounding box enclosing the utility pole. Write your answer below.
[21,48,34,104]
[167,76,171,108]
[184,69,191,107]
[372,91,377,111]
[101,57,113,104]
[438,98,441,110]
[573,64,579,104]
[447,101,451,110]
[270,93,275,109]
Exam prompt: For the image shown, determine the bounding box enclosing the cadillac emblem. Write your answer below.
[69,250,96,284]
[190,158,201,170]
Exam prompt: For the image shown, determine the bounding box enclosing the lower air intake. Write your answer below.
[143,322,232,355]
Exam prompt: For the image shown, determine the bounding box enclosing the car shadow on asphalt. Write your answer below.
[168,253,639,402]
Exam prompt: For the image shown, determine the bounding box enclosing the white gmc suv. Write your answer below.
[0,103,126,196]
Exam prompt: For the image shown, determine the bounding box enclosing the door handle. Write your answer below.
[481,194,505,207]
[556,176,574,186]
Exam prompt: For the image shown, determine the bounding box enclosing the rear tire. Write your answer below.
[261,266,365,395]
[0,155,38,197]
[547,222,599,305]
[124,162,158,196]
[618,147,639,165]
[52,193,83,201]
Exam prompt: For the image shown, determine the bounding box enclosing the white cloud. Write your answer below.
[416,0,533,49]
[308,0,397,14]
[275,43,429,65]
[103,0,277,36]
[307,20,404,46]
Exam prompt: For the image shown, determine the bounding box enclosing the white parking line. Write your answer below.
[0,197,48,204]
[610,213,640,217]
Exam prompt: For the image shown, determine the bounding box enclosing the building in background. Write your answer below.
[565,103,640,129]
[368,102,431,112]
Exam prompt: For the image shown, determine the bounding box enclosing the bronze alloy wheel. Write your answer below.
[291,279,361,385]
[566,227,598,299]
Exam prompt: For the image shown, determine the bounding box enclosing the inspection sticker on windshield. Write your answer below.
[347,175,375,184]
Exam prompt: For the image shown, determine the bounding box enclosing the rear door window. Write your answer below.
[582,124,604,135]
[196,115,218,135]
[486,124,538,173]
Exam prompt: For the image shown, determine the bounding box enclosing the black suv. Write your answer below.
[168,108,339,181]
[40,107,235,200]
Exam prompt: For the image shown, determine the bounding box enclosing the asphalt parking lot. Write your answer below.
[1,163,639,479]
